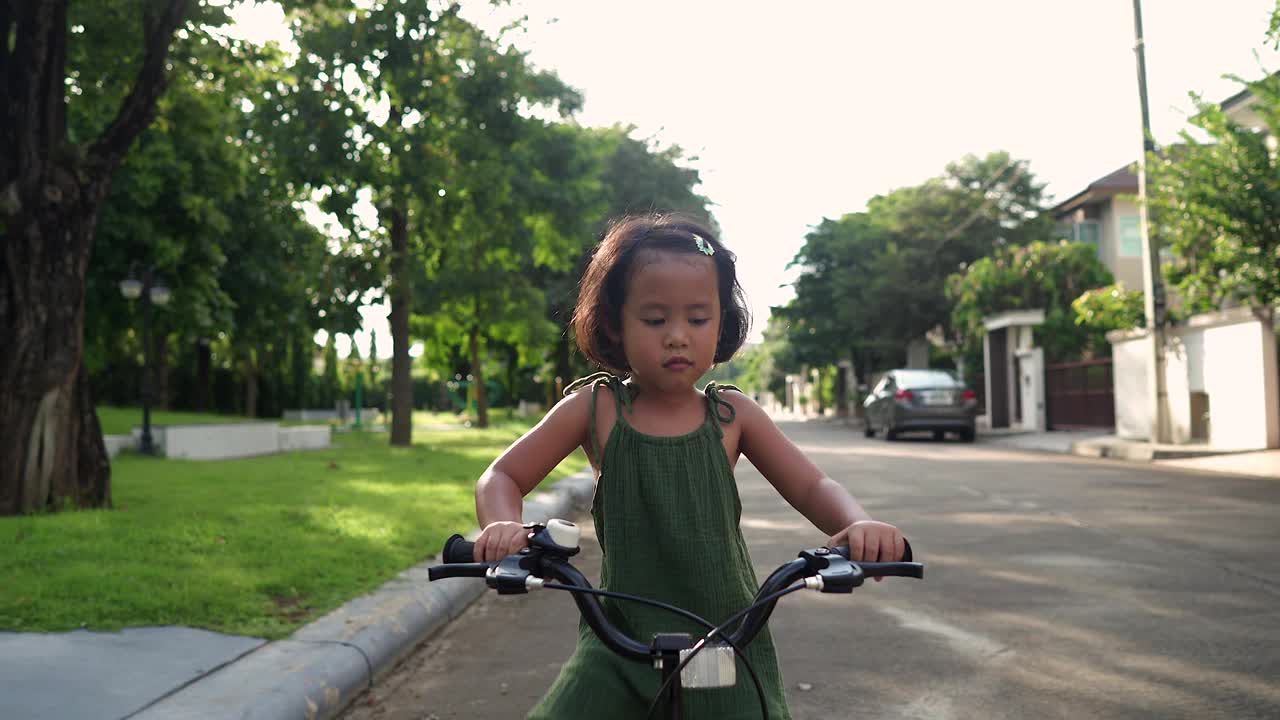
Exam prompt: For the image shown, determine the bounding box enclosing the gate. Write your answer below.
[989,328,1009,427]
[1045,358,1114,430]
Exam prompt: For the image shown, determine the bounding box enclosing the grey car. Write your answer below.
[863,369,977,442]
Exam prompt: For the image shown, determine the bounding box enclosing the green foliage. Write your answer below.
[733,315,795,399]
[82,5,340,417]
[946,240,1116,362]
[74,0,715,421]
[1147,72,1280,314]
[1072,284,1146,338]
[782,151,1051,380]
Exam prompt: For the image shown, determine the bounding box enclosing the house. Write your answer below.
[1221,79,1269,130]
[1049,165,1145,292]
[1094,78,1280,450]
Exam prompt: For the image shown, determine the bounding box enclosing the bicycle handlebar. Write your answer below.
[436,533,918,568]
[426,524,923,663]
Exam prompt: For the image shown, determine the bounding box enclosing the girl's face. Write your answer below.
[619,250,721,392]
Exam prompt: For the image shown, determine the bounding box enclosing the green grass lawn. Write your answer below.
[0,419,587,639]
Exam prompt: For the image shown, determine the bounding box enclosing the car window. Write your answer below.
[894,369,962,389]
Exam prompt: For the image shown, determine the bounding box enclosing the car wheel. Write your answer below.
[959,428,975,443]
[884,426,898,441]
[932,430,946,442]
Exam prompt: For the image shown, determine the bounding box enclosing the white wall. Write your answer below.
[130,422,333,460]
[1111,334,1153,440]
[152,423,280,460]
[1200,315,1279,449]
[1015,347,1046,432]
[278,426,331,452]
[1109,307,1279,449]
[283,409,340,422]
[103,434,137,458]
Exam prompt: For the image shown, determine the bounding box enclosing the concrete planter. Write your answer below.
[105,422,332,460]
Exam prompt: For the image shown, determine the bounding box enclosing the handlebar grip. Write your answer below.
[853,561,924,579]
[427,563,491,581]
[442,534,477,564]
[832,537,914,563]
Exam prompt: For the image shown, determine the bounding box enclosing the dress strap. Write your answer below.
[564,372,632,466]
[702,382,741,434]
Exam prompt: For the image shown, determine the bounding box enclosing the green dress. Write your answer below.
[528,373,791,720]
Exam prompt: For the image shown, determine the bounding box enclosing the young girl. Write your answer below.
[474,213,906,718]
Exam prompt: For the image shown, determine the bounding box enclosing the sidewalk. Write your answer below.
[0,471,597,720]
[979,428,1280,480]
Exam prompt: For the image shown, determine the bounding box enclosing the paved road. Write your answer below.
[342,421,1280,720]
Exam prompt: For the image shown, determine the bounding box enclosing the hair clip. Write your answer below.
[692,233,714,256]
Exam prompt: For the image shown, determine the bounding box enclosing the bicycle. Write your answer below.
[428,519,924,720]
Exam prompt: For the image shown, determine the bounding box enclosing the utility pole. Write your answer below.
[1132,0,1171,443]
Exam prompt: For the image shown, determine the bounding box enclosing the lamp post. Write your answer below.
[119,266,171,455]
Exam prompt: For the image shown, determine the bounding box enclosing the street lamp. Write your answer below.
[119,266,171,455]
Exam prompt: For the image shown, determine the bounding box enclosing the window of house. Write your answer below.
[1118,216,1142,257]
[1072,220,1100,247]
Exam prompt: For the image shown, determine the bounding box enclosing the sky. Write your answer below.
[229,0,1280,357]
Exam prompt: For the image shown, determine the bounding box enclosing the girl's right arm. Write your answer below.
[472,389,592,562]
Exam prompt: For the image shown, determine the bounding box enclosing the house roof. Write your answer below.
[1053,73,1277,220]
[1220,84,1255,112]
[1050,164,1138,217]
[1219,70,1279,110]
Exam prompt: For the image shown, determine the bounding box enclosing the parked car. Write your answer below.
[863,369,977,442]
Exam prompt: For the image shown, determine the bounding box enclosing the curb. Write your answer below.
[1068,439,1258,462]
[1069,440,1155,462]
[132,470,597,720]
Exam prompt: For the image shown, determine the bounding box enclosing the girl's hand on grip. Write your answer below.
[829,520,905,581]
[475,521,530,562]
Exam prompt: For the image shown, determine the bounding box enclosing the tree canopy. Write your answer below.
[777,151,1052,381]
[1148,72,1280,314]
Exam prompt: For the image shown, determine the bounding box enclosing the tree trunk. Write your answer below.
[851,348,869,419]
[244,349,259,418]
[388,204,413,446]
[470,325,489,429]
[551,330,571,407]
[290,333,309,411]
[194,337,211,411]
[155,328,169,410]
[835,362,848,418]
[0,173,116,514]
[1,0,191,515]
[555,327,571,386]
[506,343,518,413]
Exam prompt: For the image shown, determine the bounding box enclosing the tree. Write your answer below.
[783,213,897,383]
[76,16,354,421]
[1147,71,1280,314]
[782,151,1052,396]
[281,2,577,440]
[863,152,1052,348]
[2,0,200,514]
[1073,284,1145,339]
[542,125,714,389]
[946,240,1116,364]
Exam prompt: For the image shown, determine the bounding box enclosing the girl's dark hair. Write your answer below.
[572,213,751,375]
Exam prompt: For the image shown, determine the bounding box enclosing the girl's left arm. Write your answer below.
[732,392,905,563]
